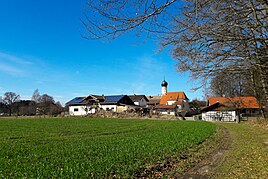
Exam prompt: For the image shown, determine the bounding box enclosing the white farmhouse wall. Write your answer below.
[160,111,175,115]
[99,104,117,112]
[134,101,140,106]
[134,98,147,107]
[133,98,147,107]
[202,111,236,122]
[69,105,96,116]
[117,105,129,112]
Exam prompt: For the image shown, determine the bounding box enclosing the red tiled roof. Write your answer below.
[160,92,188,105]
[173,99,184,105]
[208,96,260,109]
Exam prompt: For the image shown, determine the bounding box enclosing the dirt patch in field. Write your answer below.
[177,126,231,178]
[135,126,231,178]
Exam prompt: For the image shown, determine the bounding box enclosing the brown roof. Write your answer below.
[160,92,188,105]
[147,96,161,105]
[208,96,260,109]
[147,96,161,100]
[201,102,223,112]
[90,95,105,100]
[128,95,149,102]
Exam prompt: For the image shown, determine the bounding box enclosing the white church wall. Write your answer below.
[161,86,167,95]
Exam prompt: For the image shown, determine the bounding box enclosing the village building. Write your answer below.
[128,95,149,107]
[66,96,97,116]
[99,95,134,112]
[201,96,262,122]
[154,80,190,116]
[66,94,134,116]
[146,95,161,108]
[65,80,190,117]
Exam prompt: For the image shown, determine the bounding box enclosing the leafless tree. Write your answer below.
[82,0,268,118]
[37,94,55,115]
[189,98,206,110]
[0,102,8,115]
[13,100,36,116]
[210,71,254,97]
[49,101,63,116]
[3,92,20,116]
[31,89,41,103]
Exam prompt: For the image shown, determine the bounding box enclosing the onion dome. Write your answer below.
[161,80,168,87]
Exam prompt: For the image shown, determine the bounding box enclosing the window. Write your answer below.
[74,108,79,112]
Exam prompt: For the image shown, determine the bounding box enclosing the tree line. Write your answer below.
[0,89,63,116]
[82,0,268,118]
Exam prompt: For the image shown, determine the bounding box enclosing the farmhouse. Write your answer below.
[66,79,190,117]
[66,95,99,116]
[146,95,161,108]
[201,96,262,122]
[99,95,134,112]
[66,94,134,116]
[128,95,149,107]
[154,80,190,116]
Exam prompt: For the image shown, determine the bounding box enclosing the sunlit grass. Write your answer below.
[0,117,216,178]
[216,122,268,178]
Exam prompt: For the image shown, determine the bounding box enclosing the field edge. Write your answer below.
[135,125,227,178]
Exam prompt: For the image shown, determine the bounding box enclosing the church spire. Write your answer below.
[161,78,168,95]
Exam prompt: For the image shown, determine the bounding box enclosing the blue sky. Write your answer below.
[0,0,203,105]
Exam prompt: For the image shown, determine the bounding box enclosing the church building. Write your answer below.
[154,79,190,116]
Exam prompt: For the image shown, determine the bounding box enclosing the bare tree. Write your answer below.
[210,71,254,97]
[82,0,268,118]
[50,101,63,116]
[31,89,41,103]
[189,98,206,110]
[0,102,8,115]
[3,92,20,116]
[37,94,55,115]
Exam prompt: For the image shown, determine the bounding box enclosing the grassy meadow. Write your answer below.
[215,122,268,178]
[0,117,216,178]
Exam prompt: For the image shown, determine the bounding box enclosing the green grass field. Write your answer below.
[0,117,216,178]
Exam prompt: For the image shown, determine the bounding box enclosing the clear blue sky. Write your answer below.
[0,0,203,105]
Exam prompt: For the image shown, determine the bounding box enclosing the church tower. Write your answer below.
[161,79,168,95]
